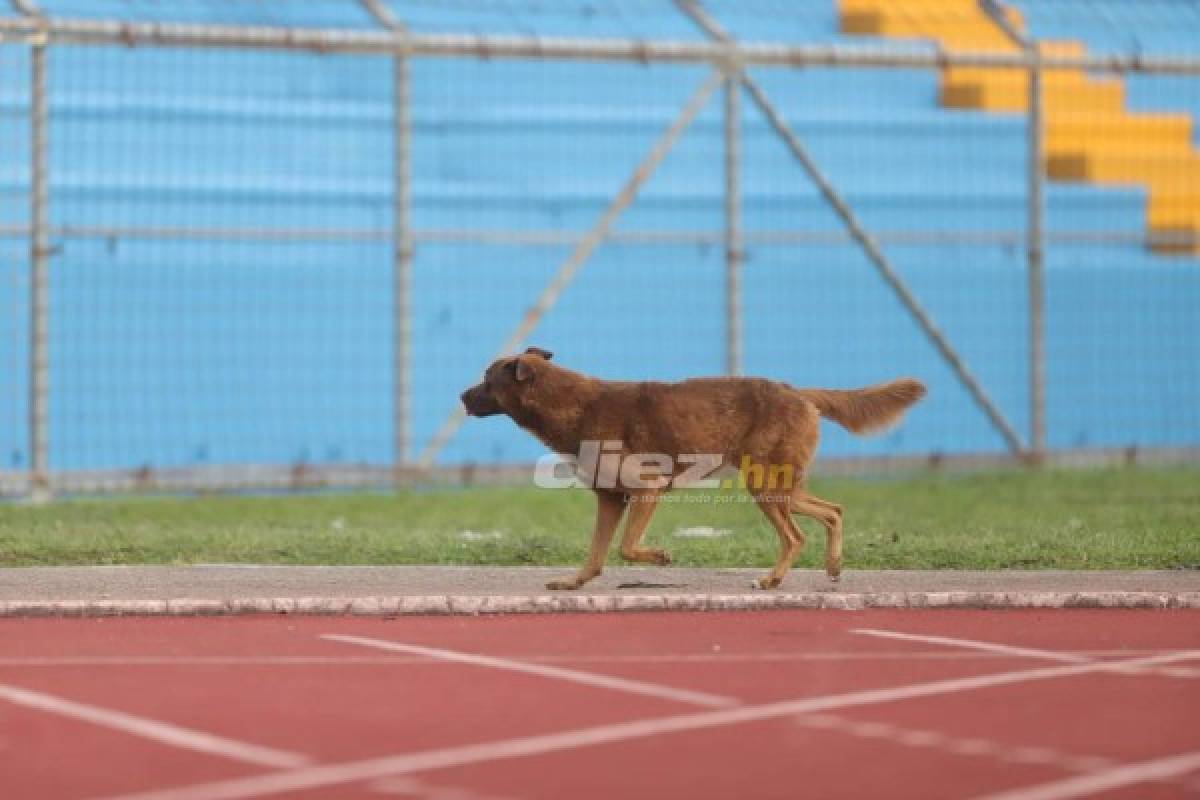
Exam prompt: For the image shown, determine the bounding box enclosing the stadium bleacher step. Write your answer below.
[839,0,1200,255]
[840,0,1023,50]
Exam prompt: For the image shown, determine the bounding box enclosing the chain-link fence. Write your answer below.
[1,0,1198,497]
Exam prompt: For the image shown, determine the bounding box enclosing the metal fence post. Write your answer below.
[724,73,742,376]
[981,0,1048,462]
[393,53,413,473]
[680,0,743,377]
[361,0,413,475]
[417,70,725,466]
[1027,49,1048,461]
[28,35,50,501]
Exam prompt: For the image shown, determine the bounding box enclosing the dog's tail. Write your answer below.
[799,378,926,435]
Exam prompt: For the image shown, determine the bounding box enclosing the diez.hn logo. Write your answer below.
[533,440,795,491]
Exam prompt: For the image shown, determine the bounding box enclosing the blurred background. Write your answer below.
[1,0,1198,498]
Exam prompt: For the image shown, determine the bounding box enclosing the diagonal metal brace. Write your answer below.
[741,77,1025,453]
[417,68,726,467]
[674,0,731,44]
[677,0,1025,454]
[358,0,405,32]
[9,0,43,16]
[978,0,1030,49]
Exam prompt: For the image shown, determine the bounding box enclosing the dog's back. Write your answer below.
[563,372,925,466]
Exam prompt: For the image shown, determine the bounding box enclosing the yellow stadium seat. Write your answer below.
[838,0,1200,256]
[941,78,1125,113]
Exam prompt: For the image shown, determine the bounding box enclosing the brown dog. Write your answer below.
[461,348,925,590]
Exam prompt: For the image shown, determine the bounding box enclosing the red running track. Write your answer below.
[1,609,1198,800]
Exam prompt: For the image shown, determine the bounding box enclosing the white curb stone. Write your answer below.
[0,591,1197,617]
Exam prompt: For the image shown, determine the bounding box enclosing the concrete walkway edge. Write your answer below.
[1,566,1197,616]
[2,591,1200,617]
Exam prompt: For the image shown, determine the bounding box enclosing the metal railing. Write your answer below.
[2,0,1199,498]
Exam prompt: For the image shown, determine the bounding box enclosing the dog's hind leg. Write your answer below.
[751,495,805,590]
[546,491,626,591]
[618,492,670,566]
[801,494,843,516]
[792,492,843,581]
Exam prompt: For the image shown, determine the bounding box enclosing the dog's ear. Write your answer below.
[524,346,553,361]
[512,355,536,383]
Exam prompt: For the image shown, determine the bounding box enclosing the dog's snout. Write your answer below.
[461,380,503,418]
[461,384,492,416]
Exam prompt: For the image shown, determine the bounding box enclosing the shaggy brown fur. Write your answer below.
[461,348,926,590]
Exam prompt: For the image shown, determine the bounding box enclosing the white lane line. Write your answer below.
[93,650,1200,800]
[368,776,521,800]
[853,629,1092,664]
[0,683,311,769]
[893,729,946,749]
[1057,755,1116,774]
[845,720,894,739]
[321,634,739,710]
[792,713,1115,774]
[947,738,1001,758]
[852,629,1200,678]
[969,750,1200,800]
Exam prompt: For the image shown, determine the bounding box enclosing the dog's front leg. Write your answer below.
[618,491,670,565]
[546,491,626,590]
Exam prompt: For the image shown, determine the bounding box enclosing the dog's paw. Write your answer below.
[826,558,842,582]
[649,549,672,566]
[752,576,782,590]
[546,577,582,591]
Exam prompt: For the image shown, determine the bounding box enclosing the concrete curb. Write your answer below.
[2,591,1198,617]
